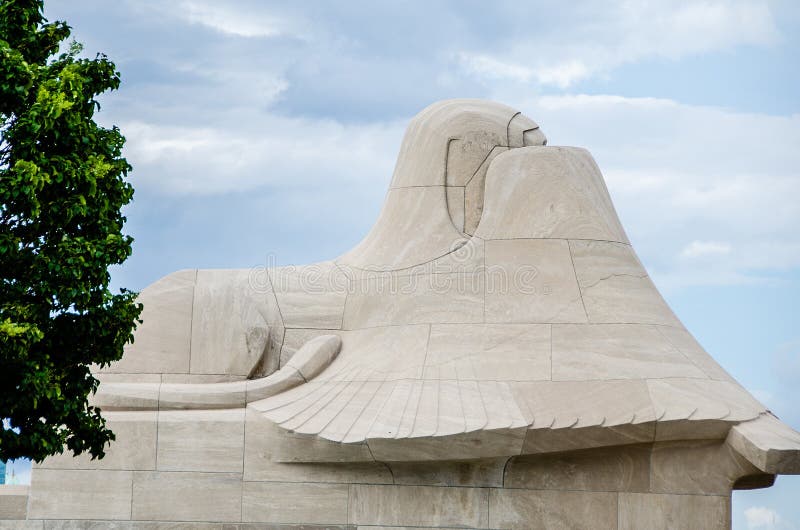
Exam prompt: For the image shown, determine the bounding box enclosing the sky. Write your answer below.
[16,0,800,527]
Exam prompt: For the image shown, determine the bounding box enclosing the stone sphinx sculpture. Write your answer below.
[6,99,799,528]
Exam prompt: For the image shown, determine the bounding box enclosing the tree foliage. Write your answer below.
[0,0,141,462]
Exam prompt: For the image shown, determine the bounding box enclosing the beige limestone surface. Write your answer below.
[11,98,799,528]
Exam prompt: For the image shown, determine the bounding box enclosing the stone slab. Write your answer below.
[650,440,757,495]
[551,324,707,381]
[0,485,28,520]
[91,382,160,410]
[0,522,42,529]
[269,262,348,330]
[28,469,132,520]
[132,471,242,522]
[484,239,586,324]
[190,269,271,377]
[424,323,550,381]
[41,411,157,470]
[475,146,628,242]
[505,444,650,492]
[569,240,680,326]
[618,492,730,530]
[388,458,506,487]
[489,488,617,530]
[242,482,349,524]
[103,270,195,374]
[157,409,245,472]
[43,523,225,529]
[343,272,484,328]
[348,484,489,528]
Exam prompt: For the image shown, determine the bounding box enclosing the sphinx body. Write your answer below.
[6,99,799,528]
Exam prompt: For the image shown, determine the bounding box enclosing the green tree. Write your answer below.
[0,0,141,462]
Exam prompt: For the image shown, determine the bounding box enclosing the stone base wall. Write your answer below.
[0,492,731,529]
[0,408,768,529]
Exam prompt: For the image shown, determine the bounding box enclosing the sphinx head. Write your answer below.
[392,99,547,234]
[340,99,547,270]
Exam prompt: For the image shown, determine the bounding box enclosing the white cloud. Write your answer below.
[457,0,778,87]
[179,0,286,37]
[745,506,782,529]
[457,53,533,83]
[531,60,590,88]
[536,94,678,111]
[680,241,732,259]
[458,54,590,88]
[660,2,779,54]
[178,0,301,38]
[126,0,308,39]
[123,117,403,195]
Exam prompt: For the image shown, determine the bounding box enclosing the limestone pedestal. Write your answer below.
[3,407,769,529]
